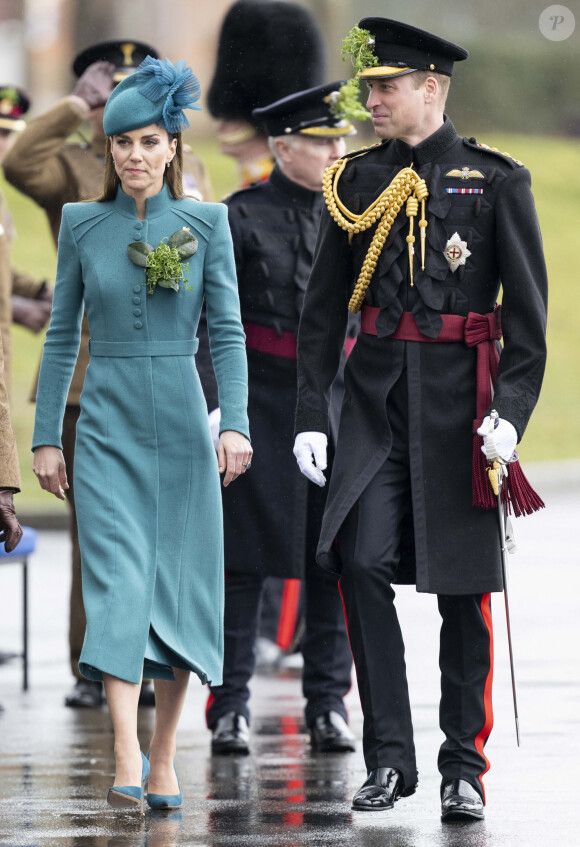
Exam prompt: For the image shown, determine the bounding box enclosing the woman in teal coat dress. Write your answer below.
[32,58,252,810]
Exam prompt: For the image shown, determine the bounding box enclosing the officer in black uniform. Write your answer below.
[206,83,359,756]
[202,0,328,667]
[294,18,547,820]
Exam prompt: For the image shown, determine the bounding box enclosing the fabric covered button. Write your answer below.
[133,285,141,293]
[133,234,142,241]
[133,308,142,316]
[132,296,141,305]
[135,222,143,229]
[134,321,143,329]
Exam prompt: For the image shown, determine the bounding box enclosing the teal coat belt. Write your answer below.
[89,339,199,357]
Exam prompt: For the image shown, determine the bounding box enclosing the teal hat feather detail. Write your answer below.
[103,56,201,137]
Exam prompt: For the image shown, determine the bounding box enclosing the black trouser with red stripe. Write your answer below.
[341,540,493,797]
[337,450,494,801]
[206,559,353,730]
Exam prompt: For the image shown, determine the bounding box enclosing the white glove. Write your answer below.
[293,431,328,487]
[208,407,221,451]
[477,415,517,463]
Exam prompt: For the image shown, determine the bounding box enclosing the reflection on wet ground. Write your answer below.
[0,697,495,847]
[1,484,578,846]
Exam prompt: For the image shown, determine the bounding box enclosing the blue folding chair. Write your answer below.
[0,526,37,690]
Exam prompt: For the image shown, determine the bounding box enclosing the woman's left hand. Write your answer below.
[217,431,253,487]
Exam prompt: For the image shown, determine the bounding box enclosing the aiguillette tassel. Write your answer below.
[419,198,427,270]
[406,196,418,286]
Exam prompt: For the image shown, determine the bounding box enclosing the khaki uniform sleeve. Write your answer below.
[0,196,11,397]
[182,146,214,202]
[12,268,46,299]
[3,96,90,212]
[0,177,47,299]
[0,330,20,490]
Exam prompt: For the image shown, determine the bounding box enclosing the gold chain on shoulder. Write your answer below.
[323,160,429,313]
[476,142,525,168]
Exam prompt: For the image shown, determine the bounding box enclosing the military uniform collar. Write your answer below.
[269,164,321,211]
[114,182,173,219]
[392,115,458,166]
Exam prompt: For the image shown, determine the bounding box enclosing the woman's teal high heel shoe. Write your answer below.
[146,752,183,810]
[107,751,150,814]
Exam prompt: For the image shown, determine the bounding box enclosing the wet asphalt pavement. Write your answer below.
[0,462,579,846]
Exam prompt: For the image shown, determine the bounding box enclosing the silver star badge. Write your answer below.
[444,232,471,273]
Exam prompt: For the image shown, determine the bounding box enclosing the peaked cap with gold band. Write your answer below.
[357,17,468,79]
[0,86,30,132]
[252,81,357,138]
[72,40,159,84]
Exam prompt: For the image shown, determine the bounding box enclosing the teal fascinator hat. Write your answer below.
[103,56,201,136]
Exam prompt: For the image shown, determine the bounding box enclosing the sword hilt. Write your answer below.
[486,411,508,495]
[485,409,501,462]
[487,460,501,496]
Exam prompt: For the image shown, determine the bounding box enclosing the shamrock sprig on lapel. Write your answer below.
[128,227,198,296]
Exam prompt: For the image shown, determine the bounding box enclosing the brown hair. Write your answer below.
[94,131,185,202]
[411,70,450,108]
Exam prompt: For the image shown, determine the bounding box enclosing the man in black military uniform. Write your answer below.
[203,0,327,666]
[294,18,547,820]
[206,83,358,756]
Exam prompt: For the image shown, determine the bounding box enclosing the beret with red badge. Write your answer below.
[0,86,30,132]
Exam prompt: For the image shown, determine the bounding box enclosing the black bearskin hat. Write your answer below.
[207,0,326,130]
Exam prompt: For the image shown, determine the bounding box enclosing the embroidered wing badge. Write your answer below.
[444,232,471,273]
[445,167,485,180]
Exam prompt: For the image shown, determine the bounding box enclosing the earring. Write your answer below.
[167,159,172,169]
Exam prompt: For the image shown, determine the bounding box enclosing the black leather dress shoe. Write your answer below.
[352,767,415,811]
[64,679,104,708]
[211,711,250,755]
[441,779,485,822]
[309,711,356,753]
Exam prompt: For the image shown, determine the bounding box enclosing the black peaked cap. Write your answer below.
[358,17,468,78]
[253,80,356,137]
[73,40,159,78]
